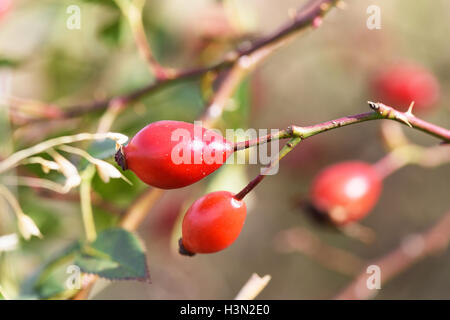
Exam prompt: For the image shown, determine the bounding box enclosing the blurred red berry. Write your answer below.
[310,161,382,225]
[0,0,11,18]
[371,63,440,113]
[180,191,247,255]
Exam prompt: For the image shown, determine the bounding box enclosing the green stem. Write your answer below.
[234,136,302,200]
[232,104,450,152]
[233,102,450,200]
[80,165,97,242]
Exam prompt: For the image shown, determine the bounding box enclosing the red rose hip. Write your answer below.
[371,63,440,113]
[116,120,233,189]
[180,191,247,255]
[0,0,11,18]
[310,161,382,224]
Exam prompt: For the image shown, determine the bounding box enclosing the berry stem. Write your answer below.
[234,103,450,200]
[234,137,302,200]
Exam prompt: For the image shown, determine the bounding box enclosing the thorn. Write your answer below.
[288,8,297,19]
[336,0,347,10]
[320,2,330,11]
[396,113,413,128]
[406,101,415,117]
[312,16,323,28]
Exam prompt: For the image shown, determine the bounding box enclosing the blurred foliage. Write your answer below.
[0,0,448,300]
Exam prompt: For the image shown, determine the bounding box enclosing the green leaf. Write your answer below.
[99,16,123,47]
[87,139,118,160]
[78,139,118,171]
[222,78,251,129]
[20,241,82,299]
[75,228,150,282]
[81,0,119,8]
[33,275,66,299]
[0,57,20,69]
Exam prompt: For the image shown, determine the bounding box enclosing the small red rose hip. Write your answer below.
[179,191,247,255]
[0,0,12,18]
[371,63,440,113]
[116,120,233,189]
[310,161,382,225]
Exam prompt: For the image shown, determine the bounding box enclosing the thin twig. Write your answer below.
[0,132,128,174]
[115,0,173,80]
[234,273,272,300]
[373,144,450,179]
[20,0,338,122]
[232,104,450,153]
[80,165,97,242]
[335,210,450,300]
[274,227,366,276]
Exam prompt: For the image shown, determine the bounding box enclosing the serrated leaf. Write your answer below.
[75,228,150,282]
[99,16,123,47]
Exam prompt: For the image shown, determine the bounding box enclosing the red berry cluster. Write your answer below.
[116,60,441,255]
[116,120,245,256]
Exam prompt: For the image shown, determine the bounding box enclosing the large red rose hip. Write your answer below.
[371,63,440,113]
[310,161,382,225]
[116,120,233,189]
[180,191,247,255]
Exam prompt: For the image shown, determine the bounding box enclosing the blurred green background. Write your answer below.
[0,0,449,299]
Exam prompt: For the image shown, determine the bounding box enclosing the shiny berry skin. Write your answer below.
[180,191,246,255]
[371,63,440,113]
[118,120,233,189]
[310,161,382,225]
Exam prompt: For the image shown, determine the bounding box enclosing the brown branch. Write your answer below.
[20,0,338,124]
[373,144,450,179]
[274,227,366,276]
[335,210,450,300]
